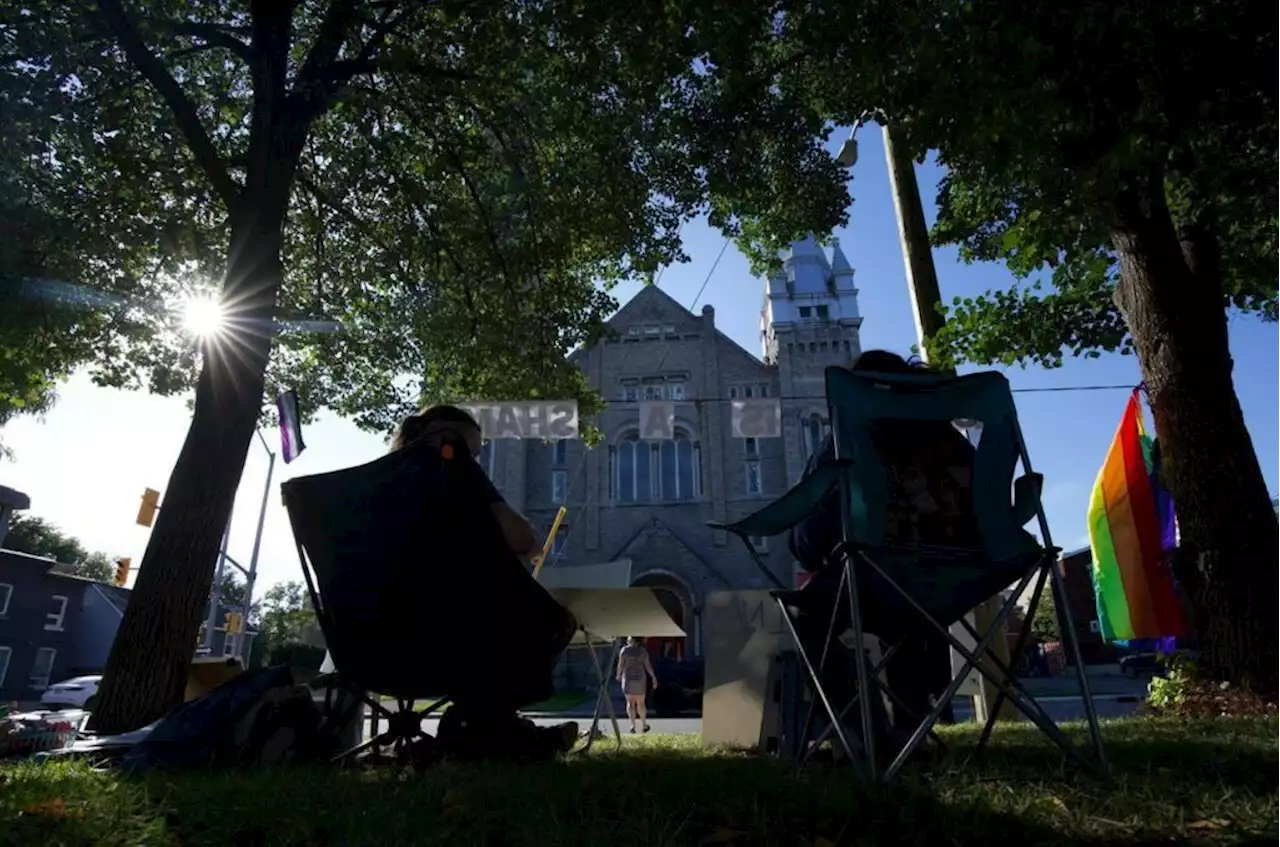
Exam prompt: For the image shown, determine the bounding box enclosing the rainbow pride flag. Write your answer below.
[1087,388,1187,642]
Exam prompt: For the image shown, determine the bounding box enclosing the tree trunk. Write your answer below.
[89,219,284,734]
[1110,174,1278,694]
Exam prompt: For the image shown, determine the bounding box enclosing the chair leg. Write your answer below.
[856,552,1093,779]
[875,558,1042,782]
[976,566,1048,753]
[775,596,869,775]
[1048,553,1109,772]
[838,551,878,780]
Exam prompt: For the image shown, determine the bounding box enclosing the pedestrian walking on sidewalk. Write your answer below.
[616,637,658,733]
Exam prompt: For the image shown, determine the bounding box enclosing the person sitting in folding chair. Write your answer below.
[390,405,580,760]
[788,350,966,756]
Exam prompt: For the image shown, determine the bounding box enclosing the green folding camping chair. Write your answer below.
[709,365,1107,782]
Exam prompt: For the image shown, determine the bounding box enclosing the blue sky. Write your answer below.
[2,126,1276,597]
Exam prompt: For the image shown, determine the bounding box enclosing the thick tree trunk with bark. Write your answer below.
[89,221,284,734]
[1110,173,1279,694]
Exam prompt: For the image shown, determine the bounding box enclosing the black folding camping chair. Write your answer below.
[281,439,568,764]
[709,365,1107,782]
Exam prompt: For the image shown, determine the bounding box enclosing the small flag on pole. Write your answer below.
[276,389,306,464]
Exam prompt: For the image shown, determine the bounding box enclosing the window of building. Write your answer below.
[643,384,665,400]
[749,535,768,553]
[658,434,700,501]
[643,326,661,336]
[0,646,10,689]
[477,440,495,477]
[669,382,686,401]
[622,386,639,402]
[744,437,759,458]
[30,647,56,690]
[223,633,237,657]
[662,325,676,334]
[745,461,762,495]
[798,306,812,318]
[803,414,830,460]
[614,437,654,503]
[628,326,642,336]
[553,439,568,465]
[816,304,830,320]
[551,527,570,556]
[0,583,11,617]
[45,595,68,632]
[551,469,568,504]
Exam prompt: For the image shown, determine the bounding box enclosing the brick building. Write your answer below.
[485,234,863,657]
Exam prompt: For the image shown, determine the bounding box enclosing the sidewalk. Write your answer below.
[522,666,1148,719]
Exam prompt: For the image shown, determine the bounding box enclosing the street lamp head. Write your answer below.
[836,135,859,168]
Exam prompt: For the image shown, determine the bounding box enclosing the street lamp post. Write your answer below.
[240,430,276,662]
[201,430,276,661]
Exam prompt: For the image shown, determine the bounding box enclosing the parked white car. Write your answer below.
[40,675,101,710]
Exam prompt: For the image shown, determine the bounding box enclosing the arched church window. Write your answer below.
[803,414,829,460]
[659,433,700,500]
[615,436,653,502]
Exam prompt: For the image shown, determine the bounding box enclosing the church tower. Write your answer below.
[761,234,863,487]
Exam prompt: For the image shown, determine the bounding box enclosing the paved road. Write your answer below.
[374,693,1139,741]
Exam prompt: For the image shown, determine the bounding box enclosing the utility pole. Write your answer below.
[881,123,1017,723]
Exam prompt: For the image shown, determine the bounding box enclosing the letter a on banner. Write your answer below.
[639,401,675,440]
[731,398,782,438]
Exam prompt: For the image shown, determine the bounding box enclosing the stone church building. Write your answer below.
[484,235,863,658]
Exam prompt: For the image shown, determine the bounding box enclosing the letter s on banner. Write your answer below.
[731,399,782,438]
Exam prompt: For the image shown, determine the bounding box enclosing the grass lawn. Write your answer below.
[2,717,1275,846]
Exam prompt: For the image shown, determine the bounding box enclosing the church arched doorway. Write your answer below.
[630,571,692,660]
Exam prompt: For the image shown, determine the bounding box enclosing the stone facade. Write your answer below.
[488,235,862,657]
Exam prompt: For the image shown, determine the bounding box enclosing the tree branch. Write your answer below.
[296,0,361,87]
[141,19,254,63]
[96,0,240,210]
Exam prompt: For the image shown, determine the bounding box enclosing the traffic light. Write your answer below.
[113,557,131,587]
[136,488,161,527]
[223,611,243,634]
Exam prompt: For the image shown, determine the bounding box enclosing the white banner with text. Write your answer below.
[460,401,579,440]
[638,400,676,440]
[730,398,782,438]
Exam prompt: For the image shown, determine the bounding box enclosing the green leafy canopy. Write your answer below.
[722,0,1276,368]
[1,0,850,440]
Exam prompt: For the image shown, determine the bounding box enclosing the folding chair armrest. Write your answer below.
[1012,472,1044,527]
[707,464,841,539]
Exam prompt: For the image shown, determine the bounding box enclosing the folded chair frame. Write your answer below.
[711,368,1108,783]
[291,533,446,765]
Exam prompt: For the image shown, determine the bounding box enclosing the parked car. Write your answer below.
[39,675,101,710]
[1119,650,1197,678]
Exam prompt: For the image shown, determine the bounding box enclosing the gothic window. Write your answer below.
[745,461,762,495]
[669,382,686,400]
[614,436,653,503]
[659,433,700,501]
[551,470,568,504]
[803,414,830,460]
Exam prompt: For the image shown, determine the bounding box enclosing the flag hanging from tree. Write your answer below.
[1087,388,1186,642]
[276,389,306,464]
